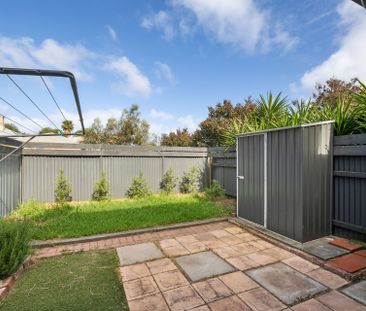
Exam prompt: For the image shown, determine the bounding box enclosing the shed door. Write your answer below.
[237,134,266,226]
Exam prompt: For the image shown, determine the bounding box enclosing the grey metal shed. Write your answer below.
[236,121,333,242]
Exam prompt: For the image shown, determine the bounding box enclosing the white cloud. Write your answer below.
[142,0,298,53]
[104,57,152,97]
[296,0,366,94]
[177,114,197,132]
[141,11,175,40]
[149,109,174,120]
[147,109,198,136]
[106,25,118,41]
[0,36,96,81]
[155,62,175,84]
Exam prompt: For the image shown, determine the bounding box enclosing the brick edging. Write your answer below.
[32,217,229,249]
[228,218,366,281]
[0,256,34,300]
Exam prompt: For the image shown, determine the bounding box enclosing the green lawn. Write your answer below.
[12,194,233,240]
[0,250,128,311]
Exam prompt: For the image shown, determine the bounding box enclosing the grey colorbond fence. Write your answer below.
[209,147,236,197]
[21,143,209,203]
[0,143,209,215]
[333,134,366,240]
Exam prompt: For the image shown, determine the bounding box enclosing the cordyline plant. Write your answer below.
[219,81,366,147]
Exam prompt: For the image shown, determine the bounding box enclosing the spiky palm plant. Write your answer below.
[352,79,366,132]
[255,92,288,129]
[321,96,359,135]
[286,99,319,126]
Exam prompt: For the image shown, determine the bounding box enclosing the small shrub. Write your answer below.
[11,199,45,220]
[54,169,72,204]
[126,172,152,199]
[92,172,110,201]
[180,166,202,194]
[0,218,32,279]
[204,180,225,199]
[160,168,178,194]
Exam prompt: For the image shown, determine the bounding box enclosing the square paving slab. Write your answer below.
[246,262,327,305]
[117,242,164,266]
[301,241,348,260]
[341,280,366,305]
[175,251,235,282]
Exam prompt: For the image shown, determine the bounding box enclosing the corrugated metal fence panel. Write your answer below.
[267,128,304,241]
[103,157,162,197]
[22,156,100,202]
[333,133,366,240]
[209,148,236,196]
[163,156,208,191]
[302,123,333,241]
[0,154,21,216]
[21,154,209,202]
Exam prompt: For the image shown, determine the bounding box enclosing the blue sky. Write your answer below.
[0,0,365,136]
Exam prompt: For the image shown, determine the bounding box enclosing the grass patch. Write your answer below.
[12,194,233,240]
[0,250,128,311]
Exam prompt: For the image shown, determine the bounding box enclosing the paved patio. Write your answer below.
[115,222,366,311]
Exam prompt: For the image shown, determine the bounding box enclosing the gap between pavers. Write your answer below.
[32,217,229,248]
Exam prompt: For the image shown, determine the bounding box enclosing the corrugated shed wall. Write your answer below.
[0,154,21,216]
[21,154,208,202]
[267,127,304,241]
[302,123,333,241]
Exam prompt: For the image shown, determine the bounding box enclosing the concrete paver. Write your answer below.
[147,258,177,275]
[282,256,319,273]
[329,253,366,273]
[176,251,235,282]
[124,276,160,300]
[208,295,252,311]
[341,280,366,305]
[306,268,348,289]
[117,242,164,266]
[120,263,151,281]
[219,271,258,294]
[127,293,170,311]
[316,290,366,311]
[153,270,189,292]
[238,287,285,311]
[163,285,204,311]
[247,262,327,305]
[192,278,232,303]
[302,242,348,260]
[291,298,332,311]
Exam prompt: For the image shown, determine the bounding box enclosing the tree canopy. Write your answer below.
[83,104,150,145]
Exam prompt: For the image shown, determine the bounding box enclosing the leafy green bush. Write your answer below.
[180,166,202,194]
[92,172,110,201]
[54,169,72,204]
[204,180,225,199]
[0,218,32,279]
[126,172,152,199]
[160,168,178,194]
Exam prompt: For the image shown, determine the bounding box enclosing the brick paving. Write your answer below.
[34,221,366,310]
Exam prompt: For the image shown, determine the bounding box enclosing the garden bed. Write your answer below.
[11,194,234,240]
